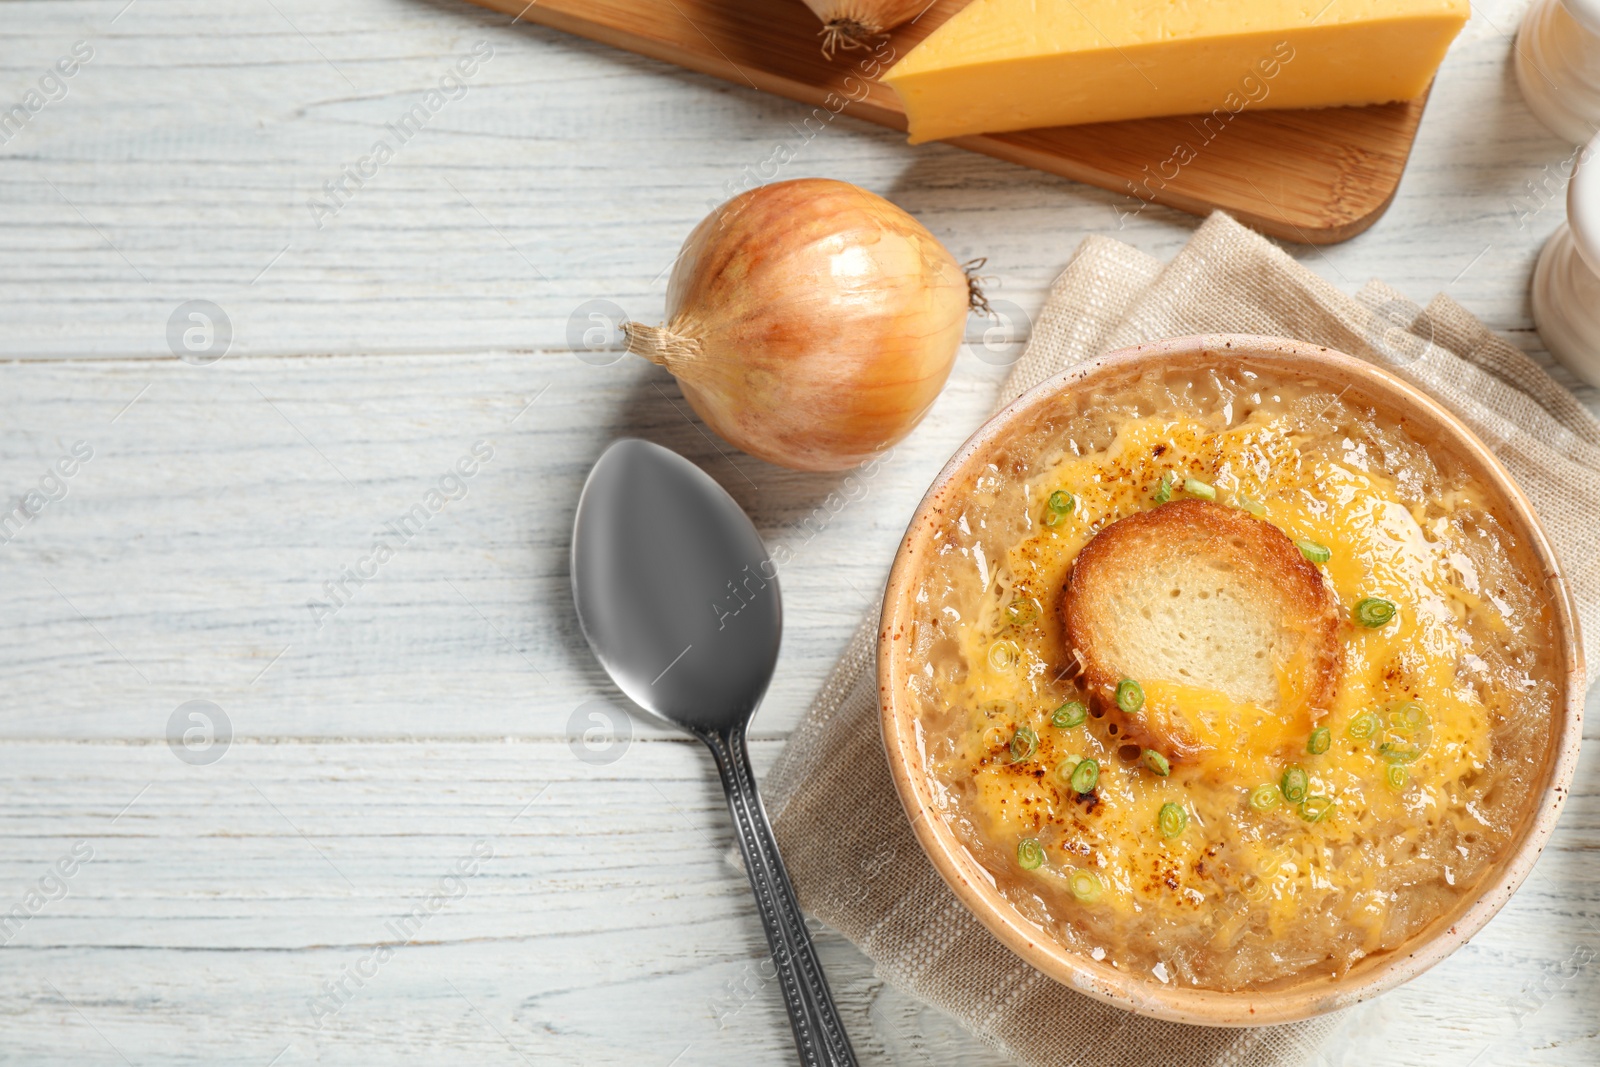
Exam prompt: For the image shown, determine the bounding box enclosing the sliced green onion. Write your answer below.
[1142,749,1171,776]
[1048,490,1075,514]
[1238,495,1266,517]
[1390,700,1428,729]
[1052,700,1087,729]
[1296,539,1332,564]
[1153,472,1174,505]
[1054,755,1083,783]
[1158,802,1188,839]
[1299,795,1335,823]
[1070,758,1100,794]
[1042,507,1066,527]
[1377,700,1432,764]
[1004,598,1040,626]
[1248,784,1281,812]
[1306,727,1331,755]
[1115,679,1144,714]
[988,640,1020,671]
[1068,868,1103,902]
[1354,597,1397,628]
[1008,725,1038,764]
[1280,766,1309,803]
[1184,477,1216,500]
[1017,838,1045,870]
[1385,763,1410,791]
[980,725,1009,751]
[1347,711,1380,741]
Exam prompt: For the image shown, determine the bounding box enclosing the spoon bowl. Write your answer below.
[571,438,780,733]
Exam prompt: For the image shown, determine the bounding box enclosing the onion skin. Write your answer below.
[627,179,970,472]
[801,0,928,56]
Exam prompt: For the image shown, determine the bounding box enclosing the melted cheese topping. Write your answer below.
[916,392,1555,989]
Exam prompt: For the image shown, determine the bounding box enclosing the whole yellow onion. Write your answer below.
[624,179,974,472]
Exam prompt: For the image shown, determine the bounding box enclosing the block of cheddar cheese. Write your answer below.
[882,0,1471,143]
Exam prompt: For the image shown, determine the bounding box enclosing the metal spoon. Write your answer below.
[571,438,858,1067]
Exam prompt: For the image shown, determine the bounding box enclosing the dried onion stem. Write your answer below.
[802,0,927,59]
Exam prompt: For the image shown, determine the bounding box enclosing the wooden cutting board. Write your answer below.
[480,0,1431,244]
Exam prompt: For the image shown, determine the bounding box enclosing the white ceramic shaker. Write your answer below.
[1517,0,1600,144]
[1531,130,1600,387]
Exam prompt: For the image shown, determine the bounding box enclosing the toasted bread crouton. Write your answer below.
[1060,499,1342,761]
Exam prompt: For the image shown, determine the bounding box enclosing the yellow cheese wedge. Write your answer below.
[883,0,1471,143]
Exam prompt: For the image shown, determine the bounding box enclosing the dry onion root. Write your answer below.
[624,178,979,472]
[801,0,928,58]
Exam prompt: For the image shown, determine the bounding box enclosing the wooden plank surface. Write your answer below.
[475,0,1430,243]
[0,351,1011,741]
[2,739,1600,1066]
[0,0,1578,360]
[2,0,1600,1063]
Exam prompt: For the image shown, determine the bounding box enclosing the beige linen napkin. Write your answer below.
[764,212,1600,1067]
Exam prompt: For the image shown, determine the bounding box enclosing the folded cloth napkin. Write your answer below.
[763,212,1600,1067]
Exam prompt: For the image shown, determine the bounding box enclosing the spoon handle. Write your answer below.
[700,725,859,1067]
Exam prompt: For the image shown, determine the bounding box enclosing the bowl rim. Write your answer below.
[877,333,1586,1026]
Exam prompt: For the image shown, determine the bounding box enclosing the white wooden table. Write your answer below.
[2,2,1598,1063]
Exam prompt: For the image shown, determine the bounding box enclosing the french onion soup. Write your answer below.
[902,361,1561,992]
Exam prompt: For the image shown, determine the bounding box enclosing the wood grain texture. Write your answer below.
[0,350,1012,741]
[2,0,1071,359]
[0,1,1586,363]
[474,0,1430,243]
[1,0,1599,1062]
[3,740,1600,1066]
